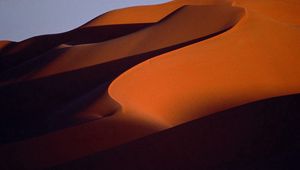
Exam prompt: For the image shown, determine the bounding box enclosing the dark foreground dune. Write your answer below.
[0,4,244,143]
[0,0,299,169]
[58,93,300,170]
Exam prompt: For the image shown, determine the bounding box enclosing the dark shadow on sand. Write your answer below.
[0,26,232,144]
[58,93,300,170]
[0,23,153,73]
[0,25,233,144]
[0,47,68,82]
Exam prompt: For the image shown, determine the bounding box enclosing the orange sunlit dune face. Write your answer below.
[81,0,234,27]
[110,7,300,126]
[28,5,244,81]
[0,0,299,169]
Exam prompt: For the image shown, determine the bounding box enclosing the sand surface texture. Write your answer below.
[0,0,299,169]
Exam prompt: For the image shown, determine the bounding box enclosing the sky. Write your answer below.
[0,0,170,41]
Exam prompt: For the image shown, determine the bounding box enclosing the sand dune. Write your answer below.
[0,0,299,169]
[235,0,300,24]
[109,4,300,126]
[27,5,243,80]
[0,4,244,143]
[0,40,13,50]
[58,93,300,169]
[0,0,235,75]
[0,23,153,74]
[81,0,233,27]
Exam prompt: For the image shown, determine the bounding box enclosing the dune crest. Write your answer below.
[27,5,244,80]
[109,6,300,125]
[0,0,299,169]
[81,0,233,27]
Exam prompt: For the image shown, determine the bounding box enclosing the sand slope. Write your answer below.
[27,5,243,80]
[0,5,243,143]
[0,23,152,74]
[81,0,233,27]
[0,41,13,50]
[109,5,300,126]
[0,0,299,169]
[58,93,300,169]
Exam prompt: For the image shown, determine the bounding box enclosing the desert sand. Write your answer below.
[0,41,13,50]
[0,0,299,169]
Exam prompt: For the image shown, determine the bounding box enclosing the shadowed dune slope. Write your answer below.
[0,0,234,74]
[0,41,14,50]
[58,93,300,170]
[0,5,243,82]
[109,6,300,126]
[0,23,153,73]
[25,5,244,80]
[0,0,299,169]
[0,46,180,143]
[1,94,299,169]
[0,19,242,145]
[0,76,119,143]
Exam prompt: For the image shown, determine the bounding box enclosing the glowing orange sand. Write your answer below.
[0,0,299,169]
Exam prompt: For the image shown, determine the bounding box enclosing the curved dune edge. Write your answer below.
[109,5,300,126]
[0,4,244,143]
[0,23,154,74]
[0,0,299,169]
[0,5,242,82]
[0,93,298,169]
[0,0,235,75]
[58,93,300,169]
[81,0,233,27]
[27,5,244,80]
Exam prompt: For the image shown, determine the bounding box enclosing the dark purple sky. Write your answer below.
[0,0,170,41]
